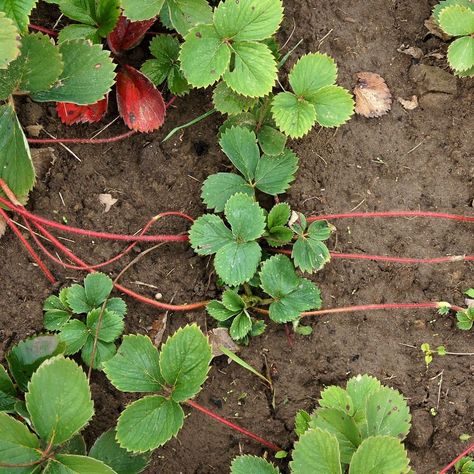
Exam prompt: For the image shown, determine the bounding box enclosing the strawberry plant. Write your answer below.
[432,0,474,76]
[455,456,474,473]
[43,273,127,369]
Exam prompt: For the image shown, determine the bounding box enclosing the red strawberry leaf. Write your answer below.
[57,97,109,125]
[116,65,166,132]
[107,14,155,54]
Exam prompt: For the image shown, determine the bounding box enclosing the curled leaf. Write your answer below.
[99,193,118,213]
[354,72,392,118]
[397,95,418,110]
[57,96,109,125]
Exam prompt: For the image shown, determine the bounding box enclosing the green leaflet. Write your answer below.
[58,23,101,44]
[0,0,37,32]
[438,4,474,36]
[59,319,89,355]
[295,410,311,436]
[121,0,164,20]
[44,454,117,473]
[319,386,354,415]
[457,308,474,330]
[271,92,316,138]
[67,273,113,314]
[433,0,474,22]
[312,85,355,128]
[189,214,234,255]
[267,202,291,228]
[231,455,280,474]
[201,173,254,212]
[213,81,258,115]
[81,338,116,369]
[87,309,124,343]
[346,374,382,427]
[254,149,299,195]
[0,12,20,69]
[257,125,287,156]
[43,292,73,331]
[230,311,253,340]
[164,0,212,36]
[448,36,474,73]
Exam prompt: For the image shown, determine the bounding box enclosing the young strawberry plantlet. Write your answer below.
[432,0,474,76]
[456,288,474,330]
[455,456,474,473]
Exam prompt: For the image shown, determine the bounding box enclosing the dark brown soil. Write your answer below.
[1,1,473,473]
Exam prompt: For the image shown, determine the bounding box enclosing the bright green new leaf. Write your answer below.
[271,92,316,138]
[180,24,230,88]
[81,338,116,369]
[0,0,37,32]
[214,0,283,41]
[121,0,164,20]
[58,23,101,44]
[90,429,150,474]
[165,0,212,36]
[254,149,299,195]
[84,273,113,308]
[160,324,212,402]
[290,428,342,474]
[26,356,94,445]
[319,386,354,415]
[457,308,474,330]
[32,40,115,105]
[59,319,88,354]
[0,104,35,201]
[44,453,116,473]
[230,311,252,340]
[43,294,72,331]
[0,12,20,69]
[466,288,474,298]
[295,410,311,436]
[225,193,266,241]
[201,173,253,212]
[311,85,355,128]
[223,41,277,97]
[6,334,65,392]
[267,203,291,229]
[189,214,233,255]
[231,455,280,474]
[222,289,245,311]
[433,0,474,22]
[116,395,184,452]
[206,300,238,321]
[447,36,474,72]
[103,335,163,392]
[87,309,124,343]
[346,374,382,427]
[349,436,410,474]
[438,5,474,36]
[257,125,287,156]
[365,386,411,440]
[213,81,257,115]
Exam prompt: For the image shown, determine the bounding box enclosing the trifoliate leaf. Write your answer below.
[201,173,254,212]
[83,273,113,308]
[346,374,382,427]
[271,92,316,138]
[0,12,20,69]
[213,81,258,115]
[121,0,165,20]
[225,193,266,241]
[26,356,94,445]
[230,311,252,340]
[58,23,101,43]
[160,324,212,402]
[365,386,411,440]
[103,335,163,392]
[289,53,337,100]
[311,85,355,127]
[433,0,474,22]
[189,214,234,255]
[348,436,410,474]
[231,455,280,474]
[438,4,474,36]
[207,301,238,321]
[165,0,213,36]
[254,149,299,195]
[292,233,331,273]
[310,408,361,464]
[257,125,287,156]
[223,41,277,97]
[0,0,37,32]
[116,396,184,452]
[89,429,151,474]
[87,309,124,343]
[180,24,230,88]
[219,126,260,181]
[319,386,354,415]
[295,410,311,436]
[43,295,72,331]
[59,319,88,355]
[214,0,283,41]
[0,104,35,202]
[266,226,294,247]
[290,428,342,474]
[447,36,474,72]
[45,454,116,473]
[81,338,116,369]
[32,40,116,105]
[222,289,246,311]
[268,203,291,229]
[6,334,65,392]
[457,309,474,330]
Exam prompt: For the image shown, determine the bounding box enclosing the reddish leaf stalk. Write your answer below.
[27,130,137,144]
[185,399,281,452]
[28,24,58,36]
[439,442,474,473]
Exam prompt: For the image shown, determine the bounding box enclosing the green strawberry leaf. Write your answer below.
[222,289,246,311]
[57,434,86,455]
[84,273,114,308]
[447,36,474,72]
[160,324,212,402]
[292,224,331,273]
[0,104,35,202]
[266,225,294,247]
[254,149,299,195]
[206,300,239,321]
[438,4,474,36]
[44,453,116,473]
[189,214,234,255]
[457,309,474,330]
[67,285,90,314]
[257,125,287,156]
[116,395,184,452]
[0,366,15,398]
[290,212,307,235]
[456,64,474,77]
[0,12,20,69]
[220,112,257,134]
[0,391,17,412]
[271,92,316,138]
[251,319,266,336]
[231,455,280,474]
[219,126,260,181]
[319,386,354,415]
[213,81,258,115]
[180,24,230,88]
[433,0,474,22]
[165,0,212,36]
[223,41,277,97]
[6,334,65,392]
[290,428,342,474]
[59,319,88,355]
[230,311,252,340]
[348,436,410,474]
[106,298,127,318]
[81,338,116,369]
[86,309,124,343]
[121,0,164,20]
[346,374,382,428]
[32,40,116,105]
[225,193,266,241]
[103,335,164,392]
[58,23,101,44]
[295,410,311,436]
[89,429,151,474]
[43,295,73,331]
[214,0,283,41]
[26,356,94,445]
[201,172,254,212]
[465,288,474,298]
[310,85,354,128]
[0,0,37,32]
[267,203,291,229]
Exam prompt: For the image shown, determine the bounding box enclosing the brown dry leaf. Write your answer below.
[354,72,392,118]
[0,215,6,239]
[99,193,118,213]
[397,95,419,110]
[397,45,423,59]
[208,328,240,358]
[149,313,167,347]
[25,124,44,137]
[424,16,451,40]
[31,147,57,180]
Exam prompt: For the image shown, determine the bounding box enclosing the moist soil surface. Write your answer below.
[1,1,473,473]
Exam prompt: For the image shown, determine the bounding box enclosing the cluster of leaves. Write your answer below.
[421,342,446,367]
[231,375,413,473]
[433,0,474,76]
[43,273,127,369]
[456,288,474,330]
[103,324,212,452]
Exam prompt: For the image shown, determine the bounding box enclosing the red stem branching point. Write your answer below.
[28,24,58,36]
[439,442,474,473]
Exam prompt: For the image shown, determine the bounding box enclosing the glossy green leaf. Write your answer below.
[160,324,212,402]
[26,356,94,445]
[165,0,212,36]
[257,125,287,156]
[201,173,253,212]
[81,338,116,370]
[0,12,20,69]
[230,311,252,340]
[225,193,266,241]
[206,301,238,321]
[59,319,88,355]
[67,285,90,314]
[43,295,72,331]
[231,455,280,474]
[116,395,184,452]
[311,85,354,128]
[267,203,291,228]
[44,453,116,473]
[103,335,163,392]
[447,36,474,72]
[271,92,316,138]
[87,309,124,343]
[0,104,35,201]
[0,391,17,412]
[438,4,474,36]
[189,214,233,255]
[121,0,164,20]
[254,149,299,195]
[213,81,257,115]
[0,0,37,32]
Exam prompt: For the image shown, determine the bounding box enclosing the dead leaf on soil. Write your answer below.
[25,124,43,137]
[0,216,6,239]
[424,16,451,40]
[149,313,167,347]
[99,193,118,213]
[208,328,240,358]
[397,95,419,110]
[31,147,57,180]
[354,72,392,118]
[397,45,423,59]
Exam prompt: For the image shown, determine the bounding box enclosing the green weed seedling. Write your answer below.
[230,374,413,473]
[432,0,474,76]
[43,273,127,369]
[421,342,474,368]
